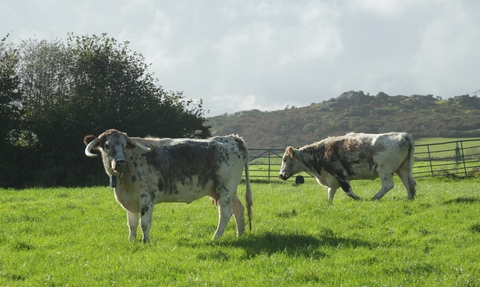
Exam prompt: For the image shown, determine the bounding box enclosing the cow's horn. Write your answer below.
[135,141,151,152]
[85,137,100,157]
[125,136,151,152]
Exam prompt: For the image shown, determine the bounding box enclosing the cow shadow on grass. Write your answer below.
[443,196,480,204]
[180,231,373,260]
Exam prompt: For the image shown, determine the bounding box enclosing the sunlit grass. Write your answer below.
[1,178,480,286]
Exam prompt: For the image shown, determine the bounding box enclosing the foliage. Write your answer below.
[0,34,209,187]
[0,35,22,144]
[63,33,207,138]
[0,35,24,186]
[1,178,479,286]
[208,91,480,148]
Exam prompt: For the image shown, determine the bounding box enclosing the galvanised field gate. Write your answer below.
[248,139,480,181]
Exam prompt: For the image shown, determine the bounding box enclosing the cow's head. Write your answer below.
[84,129,151,174]
[279,146,302,180]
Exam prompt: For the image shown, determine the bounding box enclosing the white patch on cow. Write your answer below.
[158,176,217,203]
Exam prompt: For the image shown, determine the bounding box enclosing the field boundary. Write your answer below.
[248,138,480,180]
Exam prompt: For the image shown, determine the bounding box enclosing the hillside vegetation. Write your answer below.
[207,91,480,148]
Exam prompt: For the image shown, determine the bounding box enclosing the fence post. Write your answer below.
[455,142,461,164]
[427,145,434,177]
[460,141,468,177]
[268,150,271,181]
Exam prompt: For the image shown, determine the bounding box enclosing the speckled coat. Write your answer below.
[279,132,416,201]
[84,129,253,243]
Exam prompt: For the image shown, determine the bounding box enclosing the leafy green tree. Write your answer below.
[302,123,317,134]
[8,33,210,187]
[0,35,22,144]
[12,38,79,185]
[18,38,72,124]
[0,35,24,187]
[65,33,208,138]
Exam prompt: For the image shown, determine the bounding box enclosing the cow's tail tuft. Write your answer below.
[244,159,253,232]
[407,134,417,198]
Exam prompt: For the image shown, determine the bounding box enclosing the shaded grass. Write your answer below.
[1,178,480,286]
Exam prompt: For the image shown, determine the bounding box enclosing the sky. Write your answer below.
[2,0,479,117]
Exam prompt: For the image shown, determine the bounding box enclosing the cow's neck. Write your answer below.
[300,145,326,176]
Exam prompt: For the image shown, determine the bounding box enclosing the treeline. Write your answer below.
[0,34,209,188]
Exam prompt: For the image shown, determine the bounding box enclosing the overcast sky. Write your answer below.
[2,0,479,117]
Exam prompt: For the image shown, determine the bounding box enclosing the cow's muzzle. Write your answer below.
[279,174,288,181]
[112,160,128,173]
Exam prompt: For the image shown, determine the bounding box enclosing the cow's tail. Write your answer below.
[244,159,253,232]
[406,134,417,198]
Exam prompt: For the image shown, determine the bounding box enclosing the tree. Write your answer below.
[0,35,22,144]
[8,33,210,187]
[65,33,208,138]
[0,35,23,187]
[302,122,317,134]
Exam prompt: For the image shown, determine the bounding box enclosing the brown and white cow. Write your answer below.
[279,132,416,201]
[84,129,253,242]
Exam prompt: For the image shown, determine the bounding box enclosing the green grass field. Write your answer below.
[1,178,480,286]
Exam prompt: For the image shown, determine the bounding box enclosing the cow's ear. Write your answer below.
[287,146,295,158]
[84,135,97,147]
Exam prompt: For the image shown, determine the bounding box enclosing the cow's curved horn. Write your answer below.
[125,136,151,152]
[85,137,101,157]
[135,141,151,152]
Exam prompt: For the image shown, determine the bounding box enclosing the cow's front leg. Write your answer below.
[327,187,338,202]
[127,211,139,242]
[140,203,154,243]
[336,175,361,200]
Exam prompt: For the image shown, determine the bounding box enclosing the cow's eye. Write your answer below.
[104,143,110,150]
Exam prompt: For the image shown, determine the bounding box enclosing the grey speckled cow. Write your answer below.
[279,132,416,201]
[84,129,253,243]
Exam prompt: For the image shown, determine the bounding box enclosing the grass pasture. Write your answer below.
[1,178,480,286]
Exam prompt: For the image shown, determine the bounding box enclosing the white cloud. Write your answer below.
[351,0,422,17]
[407,1,480,97]
[211,94,286,116]
[2,0,480,116]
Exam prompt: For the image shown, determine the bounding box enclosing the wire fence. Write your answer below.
[248,139,480,181]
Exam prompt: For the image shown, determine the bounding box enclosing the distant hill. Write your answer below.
[206,91,480,148]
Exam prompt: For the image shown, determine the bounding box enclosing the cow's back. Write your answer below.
[318,132,412,180]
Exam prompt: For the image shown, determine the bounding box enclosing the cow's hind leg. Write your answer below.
[213,185,235,239]
[127,211,139,242]
[396,167,417,200]
[232,193,245,237]
[373,172,395,200]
